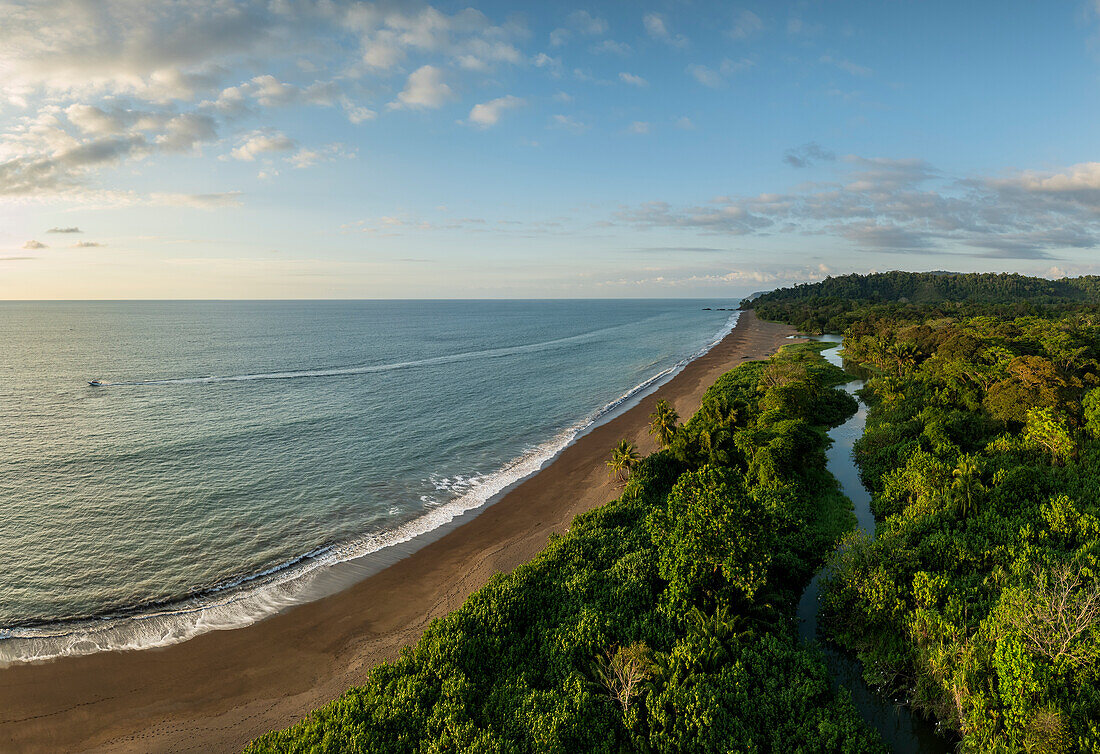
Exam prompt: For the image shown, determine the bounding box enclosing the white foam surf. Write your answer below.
[1,311,740,666]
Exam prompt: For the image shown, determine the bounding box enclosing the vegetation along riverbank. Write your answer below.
[247,339,885,752]
[753,272,1100,752]
[252,271,1100,752]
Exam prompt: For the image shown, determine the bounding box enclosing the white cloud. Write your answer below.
[288,144,353,169]
[245,75,338,107]
[627,121,651,134]
[687,65,722,88]
[206,86,249,116]
[675,116,695,130]
[361,34,405,69]
[613,155,1100,259]
[65,105,124,136]
[23,239,46,249]
[643,13,689,47]
[250,75,304,106]
[229,131,296,161]
[343,213,489,235]
[155,113,217,153]
[820,55,873,77]
[72,240,104,248]
[643,13,668,37]
[468,95,525,127]
[0,1,529,199]
[842,155,938,191]
[687,58,754,87]
[149,191,243,209]
[787,15,823,36]
[591,39,631,56]
[552,91,573,103]
[0,1,278,100]
[342,100,377,124]
[0,133,148,195]
[346,6,524,75]
[0,2,523,109]
[728,10,764,40]
[568,10,608,35]
[783,142,836,168]
[392,65,455,109]
[550,114,588,134]
[722,58,755,75]
[992,162,1100,195]
[619,72,648,87]
[616,199,770,234]
[533,53,560,69]
[593,263,835,291]
[0,102,227,195]
[288,151,319,169]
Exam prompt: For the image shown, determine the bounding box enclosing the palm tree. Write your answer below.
[648,399,680,448]
[607,439,641,485]
[698,425,731,465]
[951,455,985,518]
[704,396,737,427]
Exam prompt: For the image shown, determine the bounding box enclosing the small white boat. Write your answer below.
[88,379,104,386]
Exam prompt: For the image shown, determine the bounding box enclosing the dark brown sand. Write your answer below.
[0,310,800,754]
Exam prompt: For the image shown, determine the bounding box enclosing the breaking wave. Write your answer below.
[1,312,739,666]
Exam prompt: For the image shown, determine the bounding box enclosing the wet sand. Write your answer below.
[0,310,800,753]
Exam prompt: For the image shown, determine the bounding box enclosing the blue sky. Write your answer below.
[2,0,1100,298]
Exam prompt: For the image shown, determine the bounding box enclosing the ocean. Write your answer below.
[0,299,738,663]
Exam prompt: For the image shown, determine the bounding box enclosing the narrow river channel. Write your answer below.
[796,335,953,753]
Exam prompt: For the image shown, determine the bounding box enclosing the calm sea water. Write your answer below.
[0,300,737,663]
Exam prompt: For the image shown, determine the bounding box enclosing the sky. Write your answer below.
[2,0,1100,299]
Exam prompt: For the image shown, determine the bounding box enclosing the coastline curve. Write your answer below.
[0,312,740,667]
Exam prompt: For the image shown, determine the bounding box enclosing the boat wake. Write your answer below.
[88,322,639,387]
[4,311,740,666]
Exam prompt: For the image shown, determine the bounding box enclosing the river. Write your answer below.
[796,335,953,753]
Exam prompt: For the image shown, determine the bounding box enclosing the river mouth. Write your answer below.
[797,335,953,753]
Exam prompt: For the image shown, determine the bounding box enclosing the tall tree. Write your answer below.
[606,439,641,485]
[648,399,680,448]
[950,454,985,518]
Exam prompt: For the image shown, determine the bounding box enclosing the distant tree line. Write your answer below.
[746,271,1100,334]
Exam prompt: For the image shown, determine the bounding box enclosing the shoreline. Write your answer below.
[0,312,739,666]
[0,310,800,754]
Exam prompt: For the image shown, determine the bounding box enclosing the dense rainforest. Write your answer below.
[250,270,1100,753]
[750,271,1100,335]
[751,272,1100,752]
[247,342,886,752]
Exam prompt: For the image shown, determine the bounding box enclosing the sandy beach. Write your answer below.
[0,310,800,754]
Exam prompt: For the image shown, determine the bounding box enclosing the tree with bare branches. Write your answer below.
[1004,560,1100,668]
[592,642,654,713]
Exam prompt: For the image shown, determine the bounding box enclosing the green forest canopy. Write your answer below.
[748,271,1100,752]
[250,271,1100,753]
[747,271,1100,334]
[247,343,883,753]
